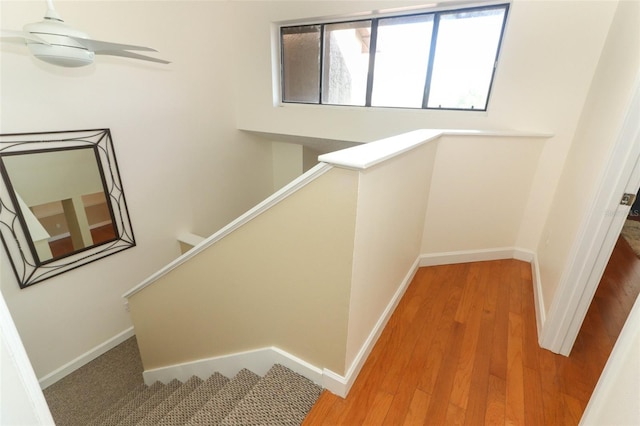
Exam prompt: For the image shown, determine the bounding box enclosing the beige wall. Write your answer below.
[129,167,358,374]
[0,1,273,379]
[346,142,437,370]
[536,0,640,316]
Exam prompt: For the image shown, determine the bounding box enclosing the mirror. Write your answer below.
[0,129,135,288]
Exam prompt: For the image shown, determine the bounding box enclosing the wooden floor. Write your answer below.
[304,236,640,425]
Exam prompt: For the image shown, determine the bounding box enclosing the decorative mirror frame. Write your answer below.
[0,129,135,288]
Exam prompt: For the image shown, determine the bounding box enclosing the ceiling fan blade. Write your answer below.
[67,36,157,53]
[94,50,170,65]
[1,29,49,44]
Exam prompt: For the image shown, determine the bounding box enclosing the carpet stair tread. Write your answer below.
[87,383,149,426]
[135,376,203,426]
[89,364,321,426]
[219,364,322,426]
[185,368,261,426]
[116,379,182,426]
[157,373,229,425]
[98,382,164,426]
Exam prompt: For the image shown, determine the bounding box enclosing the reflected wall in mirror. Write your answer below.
[0,129,135,288]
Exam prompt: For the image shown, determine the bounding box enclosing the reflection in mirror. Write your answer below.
[3,148,118,263]
[0,129,135,288]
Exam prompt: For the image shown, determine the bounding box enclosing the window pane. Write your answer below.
[282,25,321,103]
[427,7,506,110]
[322,21,371,106]
[371,15,433,108]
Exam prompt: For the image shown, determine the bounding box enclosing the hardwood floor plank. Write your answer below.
[417,266,467,394]
[305,245,638,425]
[360,391,394,425]
[490,261,512,380]
[449,264,487,410]
[463,302,495,425]
[399,389,431,426]
[523,366,545,425]
[303,391,339,424]
[505,311,525,425]
[484,374,506,425]
[424,321,466,424]
[445,402,466,425]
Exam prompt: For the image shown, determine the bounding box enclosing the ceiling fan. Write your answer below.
[0,0,170,67]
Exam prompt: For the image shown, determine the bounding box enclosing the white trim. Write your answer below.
[529,250,546,340]
[419,246,522,267]
[142,346,323,387]
[0,291,55,425]
[38,327,135,389]
[176,232,205,248]
[123,163,333,299]
[540,75,640,355]
[318,129,551,171]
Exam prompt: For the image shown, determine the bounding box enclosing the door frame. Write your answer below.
[540,76,640,355]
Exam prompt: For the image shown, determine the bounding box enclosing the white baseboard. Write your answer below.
[38,326,135,389]
[143,346,326,389]
[419,247,520,266]
[330,257,421,397]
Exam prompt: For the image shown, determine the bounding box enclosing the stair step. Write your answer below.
[88,364,321,426]
[157,373,229,425]
[88,383,148,426]
[116,379,181,426]
[135,376,203,426]
[218,364,322,426]
[185,369,261,425]
[99,382,164,426]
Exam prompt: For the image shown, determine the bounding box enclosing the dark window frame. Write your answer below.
[280,3,510,112]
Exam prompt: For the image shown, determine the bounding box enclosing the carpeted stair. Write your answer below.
[86,364,321,426]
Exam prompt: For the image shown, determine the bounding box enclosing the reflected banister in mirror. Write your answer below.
[0,129,135,288]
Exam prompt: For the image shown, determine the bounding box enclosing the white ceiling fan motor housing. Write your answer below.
[23,14,95,67]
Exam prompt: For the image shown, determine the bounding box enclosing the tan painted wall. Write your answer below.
[129,167,358,374]
[346,142,437,370]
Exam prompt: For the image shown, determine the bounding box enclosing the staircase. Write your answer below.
[87,364,322,426]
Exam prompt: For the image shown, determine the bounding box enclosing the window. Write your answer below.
[280,4,509,111]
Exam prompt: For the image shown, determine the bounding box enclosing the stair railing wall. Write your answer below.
[124,130,442,386]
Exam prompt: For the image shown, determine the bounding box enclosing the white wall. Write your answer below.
[421,134,544,253]
[0,1,272,381]
[347,141,437,370]
[233,0,617,257]
[537,0,640,317]
[0,264,54,425]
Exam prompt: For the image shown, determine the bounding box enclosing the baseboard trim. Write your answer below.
[143,346,325,388]
[419,247,520,266]
[38,326,135,389]
[335,257,421,397]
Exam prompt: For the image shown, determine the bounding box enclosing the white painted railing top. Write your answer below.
[318,129,551,170]
[123,129,551,299]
